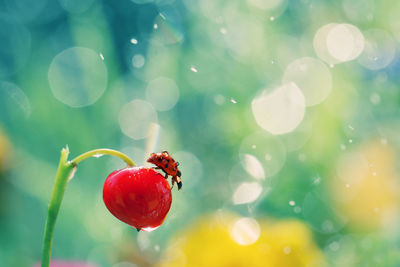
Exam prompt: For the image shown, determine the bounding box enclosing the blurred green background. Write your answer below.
[1,0,400,266]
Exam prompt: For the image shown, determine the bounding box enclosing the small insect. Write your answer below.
[147,151,182,190]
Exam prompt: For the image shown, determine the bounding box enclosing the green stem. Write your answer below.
[70,148,135,167]
[41,147,135,267]
[41,147,74,267]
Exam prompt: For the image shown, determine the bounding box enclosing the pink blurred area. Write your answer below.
[34,261,98,267]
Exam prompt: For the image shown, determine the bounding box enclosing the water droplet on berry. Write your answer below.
[142,225,161,232]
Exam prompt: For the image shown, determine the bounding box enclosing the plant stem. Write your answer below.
[41,147,74,267]
[41,147,135,267]
[70,148,135,167]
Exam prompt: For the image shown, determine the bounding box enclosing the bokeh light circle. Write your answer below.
[246,0,288,19]
[342,0,374,23]
[358,29,396,70]
[145,77,179,111]
[0,81,31,119]
[239,154,265,180]
[232,182,263,205]
[313,23,341,65]
[132,54,145,68]
[239,132,286,178]
[48,47,108,108]
[150,10,184,46]
[336,151,369,186]
[173,151,203,189]
[283,57,332,106]
[280,114,312,151]
[388,3,400,42]
[229,217,261,245]
[118,100,158,140]
[326,24,364,62]
[252,82,305,134]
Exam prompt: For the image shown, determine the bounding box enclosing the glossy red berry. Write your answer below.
[103,167,172,231]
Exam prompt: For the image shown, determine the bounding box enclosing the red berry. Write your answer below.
[103,167,172,231]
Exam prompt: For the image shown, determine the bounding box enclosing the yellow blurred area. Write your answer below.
[0,127,11,171]
[157,212,326,267]
[332,139,400,230]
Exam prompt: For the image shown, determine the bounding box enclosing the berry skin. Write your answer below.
[103,167,172,231]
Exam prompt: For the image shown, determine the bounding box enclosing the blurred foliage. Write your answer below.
[0,0,400,266]
[157,212,326,267]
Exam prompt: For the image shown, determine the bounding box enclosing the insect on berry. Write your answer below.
[147,151,182,190]
[103,167,172,232]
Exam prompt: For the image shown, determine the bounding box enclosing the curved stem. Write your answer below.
[41,147,135,267]
[70,148,135,167]
[41,147,75,267]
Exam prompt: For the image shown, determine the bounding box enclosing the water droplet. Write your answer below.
[130,38,138,45]
[230,98,237,104]
[329,63,334,68]
[381,138,387,145]
[99,53,104,60]
[348,125,354,130]
[345,183,350,188]
[270,16,275,21]
[93,153,104,158]
[159,13,166,20]
[340,144,346,150]
[68,166,77,181]
[142,225,160,232]
[348,139,353,143]
[372,171,377,176]
[220,27,227,34]
[154,245,160,251]
[153,24,158,29]
[289,200,295,206]
[190,66,198,73]
[251,145,256,149]
[265,154,272,161]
